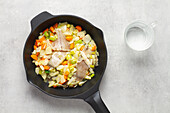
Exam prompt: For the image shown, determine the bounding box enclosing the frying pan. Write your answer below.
[23,11,110,113]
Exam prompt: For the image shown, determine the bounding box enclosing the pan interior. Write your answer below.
[24,16,107,97]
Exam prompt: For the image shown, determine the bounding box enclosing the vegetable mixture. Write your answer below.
[31,22,99,88]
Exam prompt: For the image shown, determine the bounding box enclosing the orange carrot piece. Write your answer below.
[66,36,73,41]
[39,36,45,42]
[50,32,54,36]
[53,23,58,28]
[31,55,38,60]
[50,26,55,33]
[43,28,48,34]
[36,52,40,56]
[70,43,74,49]
[34,45,37,50]
[44,65,50,70]
[91,45,96,51]
[76,26,82,32]
[64,71,69,76]
[41,43,47,50]
[35,40,40,46]
[80,45,85,51]
[62,61,68,65]
[53,84,57,88]
[41,57,46,60]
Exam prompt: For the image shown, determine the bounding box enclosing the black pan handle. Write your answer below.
[85,91,110,113]
[31,11,53,31]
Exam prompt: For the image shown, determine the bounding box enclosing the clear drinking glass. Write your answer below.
[124,21,156,51]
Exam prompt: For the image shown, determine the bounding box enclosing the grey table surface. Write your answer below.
[1,0,170,113]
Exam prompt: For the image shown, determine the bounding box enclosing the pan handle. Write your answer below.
[85,91,110,113]
[31,11,53,31]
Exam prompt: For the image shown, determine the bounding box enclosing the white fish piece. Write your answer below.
[52,29,70,51]
[48,52,67,67]
[80,51,92,66]
[75,60,89,81]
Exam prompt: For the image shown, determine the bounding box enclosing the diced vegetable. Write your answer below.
[83,34,91,44]
[66,54,72,60]
[66,36,73,41]
[62,61,68,65]
[70,43,74,49]
[43,28,48,34]
[49,71,59,77]
[80,45,85,51]
[49,36,56,41]
[44,65,50,70]
[45,46,52,54]
[34,45,37,50]
[67,24,71,28]
[91,45,96,51]
[41,43,47,50]
[35,67,40,75]
[31,55,38,60]
[53,23,58,28]
[90,65,94,68]
[70,59,77,64]
[76,26,82,32]
[50,26,55,33]
[90,74,95,78]
[39,36,45,42]
[44,31,49,38]
[45,70,50,73]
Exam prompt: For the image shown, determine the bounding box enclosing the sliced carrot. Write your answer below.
[36,52,40,56]
[34,45,37,50]
[43,28,48,34]
[53,84,57,88]
[39,36,45,42]
[53,23,58,28]
[62,61,68,65]
[35,40,40,46]
[79,37,83,40]
[44,65,50,70]
[80,45,85,51]
[91,45,96,51]
[64,71,69,76]
[66,36,73,41]
[70,43,74,49]
[31,55,38,60]
[41,43,47,50]
[50,32,54,36]
[76,26,82,32]
[41,57,46,60]
[50,26,55,33]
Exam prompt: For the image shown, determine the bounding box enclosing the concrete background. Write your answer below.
[1,0,170,113]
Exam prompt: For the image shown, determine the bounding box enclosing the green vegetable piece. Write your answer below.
[44,31,49,38]
[70,51,75,55]
[90,74,95,78]
[45,70,50,74]
[77,40,83,44]
[68,74,73,78]
[90,55,93,59]
[90,65,94,68]
[39,69,42,74]
[92,52,96,55]
[67,24,71,28]
[66,54,72,60]
[71,60,77,64]
[49,36,56,41]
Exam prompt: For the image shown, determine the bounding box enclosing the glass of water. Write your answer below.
[124,21,156,51]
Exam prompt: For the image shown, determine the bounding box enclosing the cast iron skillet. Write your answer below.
[23,11,109,113]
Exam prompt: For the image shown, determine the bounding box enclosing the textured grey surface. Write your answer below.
[1,0,170,113]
